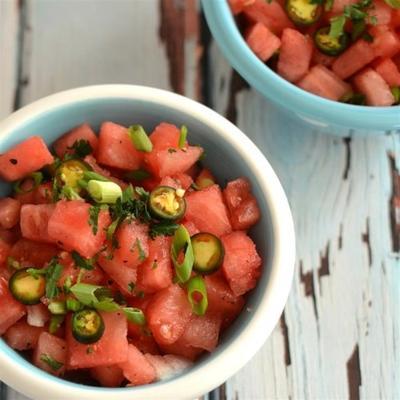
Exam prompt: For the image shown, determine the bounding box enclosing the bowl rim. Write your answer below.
[201,0,400,132]
[0,84,295,400]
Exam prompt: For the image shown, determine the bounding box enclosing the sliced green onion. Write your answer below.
[94,298,120,312]
[48,301,67,315]
[49,315,65,334]
[124,169,151,181]
[170,225,194,283]
[179,125,188,148]
[186,275,208,316]
[87,180,122,204]
[123,307,146,325]
[128,125,153,153]
[66,298,82,312]
[391,86,400,104]
[70,283,103,305]
[13,172,43,194]
[40,354,64,371]
[329,15,346,39]
[384,0,400,8]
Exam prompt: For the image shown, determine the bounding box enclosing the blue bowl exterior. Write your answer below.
[201,0,400,136]
[0,93,278,395]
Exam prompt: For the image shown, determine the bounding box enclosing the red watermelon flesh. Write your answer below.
[245,23,281,62]
[0,136,54,182]
[222,231,262,296]
[53,123,98,158]
[26,303,50,328]
[354,68,395,106]
[159,173,193,190]
[4,319,44,350]
[0,239,11,265]
[375,58,400,86]
[137,235,173,293]
[96,122,143,170]
[0,277,26,335]
[144,146,203,178]
[278,28,313,83]
[48,200,111,258]
[205,274,245,328]
[90,365,124,388]
[147,284,192,346]
[332,40,375,79]
[369,0,392,25]
[298,64,351,101]
[149,123,183,150]
[9,239,58,268]
[229,0,256,14]
[130,334,160,355]
[118,344,156,385]
[185,185,232,237]
[67,311,128,369]
[243,0,294,35]
[0,198,21,229]
[371,29,400,58]
[33,332,67,376]
[20,204,55,244]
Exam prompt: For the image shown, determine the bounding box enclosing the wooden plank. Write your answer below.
[0,0,19,118]
[208,40,400,399]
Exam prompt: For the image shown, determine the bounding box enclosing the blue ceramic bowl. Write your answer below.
[0,85,295,400]
[202,0,400,136]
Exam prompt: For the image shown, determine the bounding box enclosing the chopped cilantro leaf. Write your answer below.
[136,239,146,261]
[71,251,94,270]
[67,139,93,158]
[149,221,179,239]
[88,205,101,235]
[45,259,63,299]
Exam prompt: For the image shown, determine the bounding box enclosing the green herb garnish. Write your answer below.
[40,354,64,371]
[67,139,93,158]
[128,125,153,153]
[71,251,94,270]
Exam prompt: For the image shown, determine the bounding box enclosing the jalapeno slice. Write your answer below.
[9,269,46,305]
[56,159,92,193]
[72,309,105,344]
[314,27,349,56]
[286,0,322,26]
[149,186,186,221]
[192,232,225,275]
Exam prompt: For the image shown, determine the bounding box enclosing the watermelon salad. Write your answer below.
[229,0,400,106]
[0,121,262,387]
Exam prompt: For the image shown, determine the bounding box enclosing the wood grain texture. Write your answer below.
[208,40,400,399]
[0,0,19,118]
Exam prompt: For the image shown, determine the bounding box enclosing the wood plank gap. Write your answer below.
[346,343,362,400]
[388,153,400,253]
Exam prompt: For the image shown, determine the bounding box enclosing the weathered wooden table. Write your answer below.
[1,0,399,399]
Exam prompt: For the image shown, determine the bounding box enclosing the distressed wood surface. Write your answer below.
[1,0,399,399]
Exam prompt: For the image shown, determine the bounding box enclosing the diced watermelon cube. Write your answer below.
[375,58,400,86]
[48,200,111,258]
[90,365,125,387]
[243,0,294,35]
[354,68,395,106]
[277,28,313,83]
[144,146,203,178]
[0,198,21,229]
[222,231,262,296]
[331,0,358,13]
[33,332,67,376]
[332,39,375,79]
[96,122,143,170]
[0,238,11,265]
[205,274,245,328]
[228,0,255,14]
[53,123,98,158]
[0,137,54,182]
[149,123,183,150]
[159,173,193,191]
[26,304,50,327]
[371,29,400,58]
[185,185,232,237]
[312,50,335,67]
[67,311,128,369]
[9,239,58,268]
[245,23,281,62]
[144,354,193,381]
[14,182,52,206]
[0,277,26,334]
[392,9,400,28]
[298,64,351,100]
[4,319,44,350]
[118,344,156,385]
[176,314,222,352]
[20,204,55,244]
[158,338,204,361]
[130,334,160,355]
[181,219,200,236]
[147,284,192,345]
[223,177,261,230]
[137,236,173,293]
[369,0,393,25]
